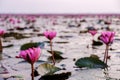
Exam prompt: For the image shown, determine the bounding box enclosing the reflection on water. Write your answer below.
[0,38,3,53]
[0,53,2,60]
[103,69,110,80]
[103,68,120,80]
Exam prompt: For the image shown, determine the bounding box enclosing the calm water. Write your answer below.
[0,15,120,80]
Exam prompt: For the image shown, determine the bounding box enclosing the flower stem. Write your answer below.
[105,45,109,64]
[31,63,34,80]
[103,45,107,62]
[92,38,94,48]
[0,37,2,53]
[50,40,55,65]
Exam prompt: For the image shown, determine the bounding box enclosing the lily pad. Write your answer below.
[39,72,71,80]
[3,32,29,39]
[47,50,63,55]
[18,60,45,64]
[48,52,65,62]
[92,40,103,46]
[55,41,69,44]
[75,54,107,69]
[20,42,45,50]
[47,50,65,62]
[79,30,88,33]
[59,35,73,39]
[4,75,24,80]
[86,27,95,30]
[3,44,14,48]
[34,63,61,76]
[12,75,23,78]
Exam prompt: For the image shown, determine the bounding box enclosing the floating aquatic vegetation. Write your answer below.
[39,72,71,80]
[79,30,88,33]
[20,42,45,50]
[47,50,65,63]
[75,54,107,69]
[92,40,103,46]
[3,32,29,39]
[3,44,14,48]
[47,50,63,55]
[59,35,73,39]
[48,53,65,62]
[18,60,45,64]
[55,41,69,44]
[34,63,61,77]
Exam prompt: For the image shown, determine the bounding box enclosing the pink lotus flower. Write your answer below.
[26,16,36,22]
[88,30,97,36]
[100,31,115,45]
[18,47,41,64]
[9,18,15,24]
[44,30,57,65]
[17,47,41,80]
[0,30,5,36]
[44,30,57,40]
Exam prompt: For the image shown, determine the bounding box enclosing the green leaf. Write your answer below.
[12,75,23,78]
[34,63,61,76]
[39,72,71,80]
[75,55,107,69]
[3,44,14,48]
[3,32,29,39]
[47,50,65,62]
[55,41,69,44]
[20,42,45,50]
[18,60,45,64]
[92,40,103,46]
[47,50,63,55]
[48,53,65,61]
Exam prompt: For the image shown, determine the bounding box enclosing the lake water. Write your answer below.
[0,14,120,80]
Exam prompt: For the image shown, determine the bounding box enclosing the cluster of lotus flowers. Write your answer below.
[0,29,115,80]
[88,30,115,64]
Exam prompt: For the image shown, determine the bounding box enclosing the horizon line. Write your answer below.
[0,13,120,16]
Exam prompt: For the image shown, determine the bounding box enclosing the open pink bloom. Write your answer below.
[18,47,41,64]
[100,31,115,45]
[88,30,97,36]
[44,30,57,40]
[0,30,5,36]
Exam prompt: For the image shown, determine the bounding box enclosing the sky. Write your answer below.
[0,0,120,14]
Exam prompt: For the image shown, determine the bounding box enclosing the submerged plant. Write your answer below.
[44,30,57,65]
[16,47,41,80]
[100,31,115,64]
[0,30,5,53]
